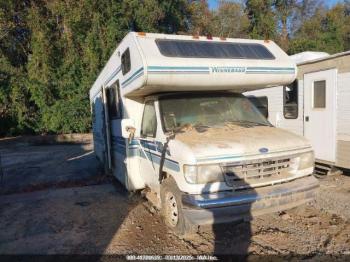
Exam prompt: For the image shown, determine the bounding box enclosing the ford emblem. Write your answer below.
[259,147,269,153]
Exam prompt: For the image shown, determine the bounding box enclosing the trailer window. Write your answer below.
[283,80,298,119]
[121,48,131,75]
[141,101,157,138]
[106,81,122,119]
[155,39,275,60]
[247,96,268,119]
[313,80,326,108]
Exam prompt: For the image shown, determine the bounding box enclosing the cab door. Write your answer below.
[139,101,159,190]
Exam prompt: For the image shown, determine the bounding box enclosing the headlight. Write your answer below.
[291,151,314,170]
[183,164,224,184]
[298,151,315,170]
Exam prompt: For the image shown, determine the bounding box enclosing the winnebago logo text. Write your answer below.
[211,66,246,73]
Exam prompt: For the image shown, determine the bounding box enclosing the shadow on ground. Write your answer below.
[0,140,104,195]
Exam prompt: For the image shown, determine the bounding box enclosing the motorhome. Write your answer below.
[247,51,350,174]
[89,32,318,235]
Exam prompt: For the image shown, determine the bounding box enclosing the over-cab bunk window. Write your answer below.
[283,80,298,119]
[155,39,275,60]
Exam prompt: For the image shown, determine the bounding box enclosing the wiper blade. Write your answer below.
[172,123,211,133]
[225,120,270,127]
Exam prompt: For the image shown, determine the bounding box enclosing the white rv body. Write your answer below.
[89,32,318,230]
[246,51,350,170]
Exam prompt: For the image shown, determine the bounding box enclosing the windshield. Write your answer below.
[159,93,271,132]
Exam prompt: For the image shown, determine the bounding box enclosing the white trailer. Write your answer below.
[89,32,318,235]
[246,51,350,172]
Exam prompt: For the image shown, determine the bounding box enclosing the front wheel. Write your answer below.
[160,177,197,237]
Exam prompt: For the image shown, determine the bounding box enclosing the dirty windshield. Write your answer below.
[160,93,270,132]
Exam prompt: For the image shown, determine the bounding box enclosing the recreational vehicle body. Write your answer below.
[247,51,350,173]
[89,32,318,235]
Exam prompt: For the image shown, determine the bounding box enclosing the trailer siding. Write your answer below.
[336,72,350,169]
[245,81,304,136]
[247,53,350,169]
[297,53,350,77]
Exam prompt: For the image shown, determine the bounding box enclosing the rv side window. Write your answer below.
[313,80,326,108]
[106,81,122,119]
[283,80,298,119]
[121,48,131,75]
[141,101,157,138]
[247,96,268,118]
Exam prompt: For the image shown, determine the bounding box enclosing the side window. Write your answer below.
[141,101,157,138]
[106,81,122,119]
[313,80,326,108]
[247,96,268,119]
[121,48,131,75]
[283,80,298,119]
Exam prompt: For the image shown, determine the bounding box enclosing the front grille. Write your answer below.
[221,157,294,190]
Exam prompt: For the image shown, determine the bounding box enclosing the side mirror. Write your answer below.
[121,119,136,140]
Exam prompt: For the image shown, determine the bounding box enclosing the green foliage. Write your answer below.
[245,0,277,39]
[0,0,350,137]
[289,3,350,54]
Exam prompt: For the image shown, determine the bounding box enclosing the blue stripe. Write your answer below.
[196,155,242,163]
[247,67,295,70]
[110,136,179,171]
[148,66,210,70]
[147,65,210,74]
[147,65,294,75]
[148,71,209,74]
[246,71,295,74]
[139,150,180,172]
[121,67,144,87]
[104,66,121,85]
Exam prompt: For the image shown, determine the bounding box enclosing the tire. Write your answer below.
[160,177,198,237]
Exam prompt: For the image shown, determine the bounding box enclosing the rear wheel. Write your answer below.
[160,177,198,237]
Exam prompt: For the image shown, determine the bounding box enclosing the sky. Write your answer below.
[207,0,344,10]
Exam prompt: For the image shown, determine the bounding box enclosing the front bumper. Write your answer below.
[182,175,319,225]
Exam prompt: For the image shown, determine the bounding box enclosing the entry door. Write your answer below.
[304,69,336,162]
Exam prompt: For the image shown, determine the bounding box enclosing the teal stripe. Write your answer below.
[104,66,121,85]
[148,66,210,70]
[134,148,180,172]
[122,67,144,87]
[197,155,242,163]
[247,67,295,70]
[246,71,295,74]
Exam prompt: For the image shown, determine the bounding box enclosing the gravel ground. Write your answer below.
[0,141,349,256]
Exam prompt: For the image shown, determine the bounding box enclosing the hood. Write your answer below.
[175,125,311,161]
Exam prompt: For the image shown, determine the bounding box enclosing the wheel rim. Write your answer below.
[165,191,179,227]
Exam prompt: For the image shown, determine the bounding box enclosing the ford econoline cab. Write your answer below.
[89,32,318,235]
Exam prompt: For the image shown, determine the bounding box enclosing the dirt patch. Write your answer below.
[175,126,308,156]
[0,139,350,255]
[1,179,350,255]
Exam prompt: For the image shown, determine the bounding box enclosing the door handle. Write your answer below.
[305,116,309,122]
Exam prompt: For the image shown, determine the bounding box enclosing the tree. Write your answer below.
[274,0,297,50]
[211,0,249,38]
[245,0,276,39]
[289,3,349,54]
[187,0,213,35]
